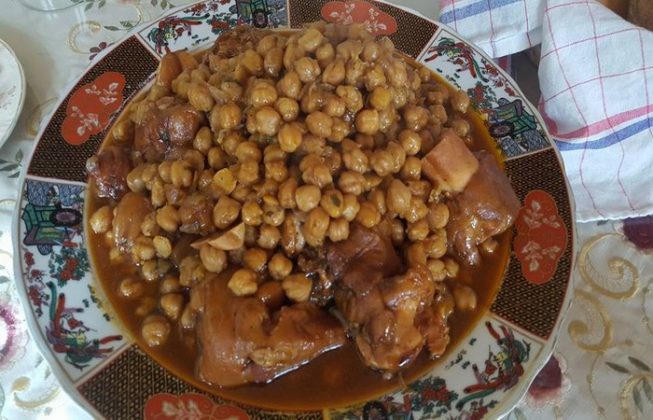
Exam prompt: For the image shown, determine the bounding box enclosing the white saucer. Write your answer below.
[0,37,26,148]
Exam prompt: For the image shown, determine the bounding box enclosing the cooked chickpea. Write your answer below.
[211,102,242,131]
[345,58,364,86]
[356,201,381,228]
[303,207,330,247]
[322,59,346,86]
[355,109,379,135]
[262,203,285,226]
[158,160,173,183]
[235,141,262,164]
[389,218,404,245]
[282,273,312,302]
[295,185,321,212]
[386,142,406,173]
[368,189,386,216]
[341,193,360,221]
[264,46,284,77]
[403,105,429,131]
[132,236,155,262]
[401,156,422,181]
[228,268,259,296]
[213,168,236,194]
[453,286,477,311]
[156,205,179,233]
[250,81,278,108]
[320,189,345,218]
[404,196,429,223]
[369,86,392,110]
[444,258,460,278]
[160,293,184,320]
[450,117,471,137]
[427,202,450,231]
[126,165,146,193]
[275,97,299,122]
[408,218,430,242]
[424,230,447,259]
[240,49,263,75]
[212,196,241,229]
[239,200,262,226]
[277,71,302,99]
[451,89,471,113]
[328,217,350,242]
[263,143,287,162]
[269,252,293,280]
[399,129,421,156]
[170,160,192,189]
[141,212,159,237]
[338,170,365,195]
[254,106,281,136]
[298,27,324,52]
[192,126,212,155]
[206,146,226,170]
[188,82,214,112]
[295,57,321,83]
[198,245,226,274]
[142,315,170,347]
[306,111,333,138]
[278,178,298,209]
[140,260,158,282]
[342,147,369,173]
[258,224,281,249]
[336,85,363,113]
[119,277,144,299]
[243,248,269,272]
[324,95,346,118]
[152,235,172,258]
[160,275,181,294]
[112,119,134,143]
[370,149,394,177]
[238,160,260,185]
[315,42,335,68]
[427,258,447,281]
[302,163,333,188]
[90,205,113,234]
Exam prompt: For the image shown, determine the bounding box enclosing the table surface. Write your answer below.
[0,1,651,419]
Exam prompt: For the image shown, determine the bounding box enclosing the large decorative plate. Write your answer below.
[12,1,575,418]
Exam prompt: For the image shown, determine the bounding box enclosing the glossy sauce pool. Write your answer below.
[86,70,512,411]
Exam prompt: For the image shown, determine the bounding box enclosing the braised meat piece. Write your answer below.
[326,223,401,293]
[178,193,215,235]
[134,104,204,162]
[112,192,153,252]
[328,225,449,373]
[210,25,272,59]
[447,151,521,265]
[86,145,132,200]
[191,273,346,387]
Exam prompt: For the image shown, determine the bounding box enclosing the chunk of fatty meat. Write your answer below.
[328,225,450,373]
[86,146,132,200]
[191,273,346,387]
[421,129,479,192]
[112,192,153,251]
[447,151,520,265]
[134,104,204,162]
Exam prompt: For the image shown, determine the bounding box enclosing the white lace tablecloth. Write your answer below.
[1,1,651,419]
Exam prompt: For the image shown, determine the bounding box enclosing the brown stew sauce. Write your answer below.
[86,66,511,410]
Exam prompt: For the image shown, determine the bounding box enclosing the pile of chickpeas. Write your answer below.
[89,22,479,348]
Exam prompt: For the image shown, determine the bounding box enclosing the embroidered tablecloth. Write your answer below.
[0,1,651,419]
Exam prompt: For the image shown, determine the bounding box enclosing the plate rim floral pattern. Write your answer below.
[0,36,26,149]
[11,1,577,419]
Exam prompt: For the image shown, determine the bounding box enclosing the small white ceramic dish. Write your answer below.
[0,37,26,149]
